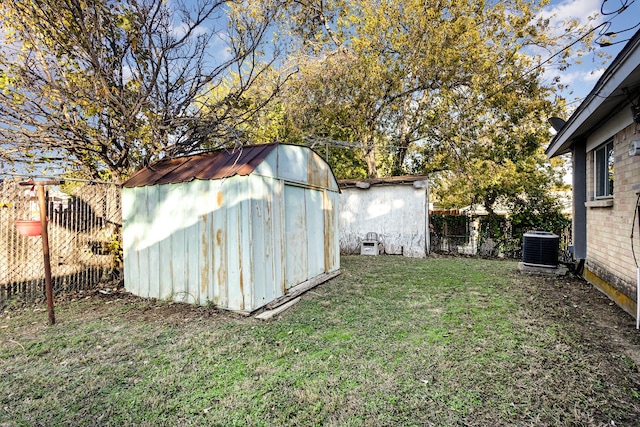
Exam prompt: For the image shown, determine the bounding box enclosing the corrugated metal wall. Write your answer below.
[123,145,340,312]
[124,177,252,309]
[249,175,284,308]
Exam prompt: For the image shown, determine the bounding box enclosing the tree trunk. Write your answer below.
[392,94,413,175]
[362,137,378,178]
[393,144,409,175]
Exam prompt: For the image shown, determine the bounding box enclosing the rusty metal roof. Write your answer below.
[123,144,278,188]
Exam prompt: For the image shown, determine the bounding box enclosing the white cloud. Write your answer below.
[539,0,603,28]
[553,68,602,86]
[540,66,605,102]
[582,68,604,82]
[532,1,611,100]
[208,32,234,63]
[171,22,209,39]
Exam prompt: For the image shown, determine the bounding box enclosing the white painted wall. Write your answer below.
[339,184,428,257]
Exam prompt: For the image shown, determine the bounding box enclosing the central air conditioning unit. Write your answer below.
[522,231,559,268]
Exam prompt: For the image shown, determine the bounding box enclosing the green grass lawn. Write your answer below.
[2,256,640,426]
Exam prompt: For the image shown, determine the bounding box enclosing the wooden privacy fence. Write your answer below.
[0,177,122,309]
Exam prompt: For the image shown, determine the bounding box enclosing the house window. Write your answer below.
[594,140,614,198]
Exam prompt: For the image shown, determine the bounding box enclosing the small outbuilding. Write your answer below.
[338,175,430,258]
[122,143,340,313]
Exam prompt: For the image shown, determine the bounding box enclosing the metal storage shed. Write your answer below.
[122,143,340,313]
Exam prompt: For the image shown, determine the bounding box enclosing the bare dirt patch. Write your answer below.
[530,273,640,365]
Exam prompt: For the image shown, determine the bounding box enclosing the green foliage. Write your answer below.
[1,0,596,209]
[477,215,519,257]
[106,231,123,273]
[476,191,571,258]
[509,192,572,236]
[430,214,468,237]
[264,0,596,180]
[245,0,594,210]
[432,189,571,258]
[315,147,369,179]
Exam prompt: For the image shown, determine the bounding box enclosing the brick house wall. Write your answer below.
[546,29,640,320]
[585,122,640,313]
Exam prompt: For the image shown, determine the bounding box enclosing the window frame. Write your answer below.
[594,139,614,199]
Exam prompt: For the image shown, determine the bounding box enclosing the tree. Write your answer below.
[208,45,375,179]
[256,0,594,191]
[0,0,279,182]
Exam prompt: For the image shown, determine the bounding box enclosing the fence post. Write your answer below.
[20,179,62,325]
[36,184,55,325]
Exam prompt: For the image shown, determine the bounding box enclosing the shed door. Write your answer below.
[284,185,307,289]
[305,188,325,278]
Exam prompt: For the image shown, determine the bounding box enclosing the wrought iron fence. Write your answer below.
[430,234,470,254]
[0,177,122,309]
[430,213,573,262]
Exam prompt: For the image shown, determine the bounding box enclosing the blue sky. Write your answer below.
[541,0,640,107]
[3,0,638,177]
[192,0,640,112]
[538,0,639,183]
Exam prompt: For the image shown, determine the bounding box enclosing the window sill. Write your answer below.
[585,199,614,208]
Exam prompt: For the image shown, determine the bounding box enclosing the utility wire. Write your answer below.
[631,192,640,268]
[600,0,635,15]
[0,172,119,185]
[302,0,637,153]
[597,0,638,46]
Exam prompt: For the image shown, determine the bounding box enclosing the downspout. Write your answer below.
[636,202,640,329]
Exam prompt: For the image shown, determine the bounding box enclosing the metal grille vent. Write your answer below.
[522,231,559,268]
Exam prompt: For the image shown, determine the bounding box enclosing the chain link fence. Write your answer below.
[1,177,122,310]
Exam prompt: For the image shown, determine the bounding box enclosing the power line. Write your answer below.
[597,0,638,46]
[304,24,610,154]
[307,1,636,150]
[0,172,119,185]
[600,0,635,15]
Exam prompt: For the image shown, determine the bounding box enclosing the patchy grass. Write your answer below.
[2,256,640,426]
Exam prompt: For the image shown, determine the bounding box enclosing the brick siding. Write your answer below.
[585,123,640,301]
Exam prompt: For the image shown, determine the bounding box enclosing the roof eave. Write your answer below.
[546,29,640,158]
